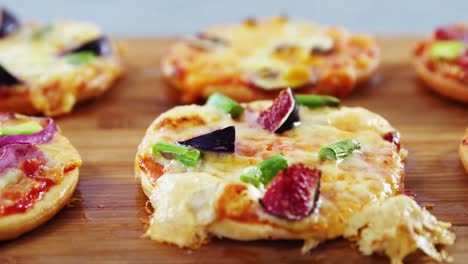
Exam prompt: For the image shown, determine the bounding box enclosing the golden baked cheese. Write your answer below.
[162,16,380,103]
[345,195,455,264]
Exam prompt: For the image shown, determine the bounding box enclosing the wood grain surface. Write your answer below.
[0,37,467,264]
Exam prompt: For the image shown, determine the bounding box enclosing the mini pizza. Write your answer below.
[460,128,468,173]
[161,16,380,103]
[135,90,454,264]
[0,113,81,240]
[413,24,468,103]
[0,8,124,116]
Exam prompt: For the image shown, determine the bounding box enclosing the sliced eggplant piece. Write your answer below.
[178,126,235,153]
[257,88,300,133]
[64,36,112,56]
[0,65,21,86]
[0,8,20,38]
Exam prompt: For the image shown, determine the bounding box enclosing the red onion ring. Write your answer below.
[0,143,45,175]
[0,118,57,148]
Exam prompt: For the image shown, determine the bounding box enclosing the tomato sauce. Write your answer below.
[139,156,164,184]
[2,178,55,215]
[0,159,59,216]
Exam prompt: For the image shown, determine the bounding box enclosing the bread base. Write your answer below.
[413,58,468,103]
[0,168,79,240]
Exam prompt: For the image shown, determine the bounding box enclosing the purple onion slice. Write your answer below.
[0,143,44,175]
[178,126,235,153]
[0,118,57,148]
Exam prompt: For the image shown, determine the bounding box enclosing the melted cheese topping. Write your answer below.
[162,16,378,100]
[144,172,223,247]
[0,22,122,116]
[137,102,409,244]
[0,22,100,84]
[344,195,455,264]
[0,169,21,191]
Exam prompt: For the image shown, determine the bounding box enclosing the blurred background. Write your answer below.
[3,0,467,36]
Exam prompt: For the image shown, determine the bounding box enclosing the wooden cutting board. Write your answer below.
[0,37,467,264]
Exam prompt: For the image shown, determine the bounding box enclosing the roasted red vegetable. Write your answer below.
[261,163,321,220]
[258,88,299,133]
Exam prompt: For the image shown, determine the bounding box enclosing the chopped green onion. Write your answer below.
[0,121,43,136]
[206,93,244,118]
[239,167,262,188]
[240,154,288,186]
[152,142,200,167]
[65,51,96,66]
[295,94,340,107]
[430,41,465,61]
[32,24,53,39]
[319,139,361,161]
[177,149,201,167]
[257,154,289,183]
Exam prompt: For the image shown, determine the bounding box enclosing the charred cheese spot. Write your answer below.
[154,115,206,130]
[217,183,254,220]
[243,17,257,27]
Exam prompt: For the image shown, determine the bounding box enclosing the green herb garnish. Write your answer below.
[319,139,361,161]
[430,41,465,61]
[206,93,244,118]
[65,51,96,66]
[240,154,288,186]
[0,121,43,136]
[152,142,201,167]
[295,94,340,107]
[239,167,262,188]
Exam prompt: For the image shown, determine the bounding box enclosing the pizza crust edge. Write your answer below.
[0,168,79,240]
[413,53,468,104]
